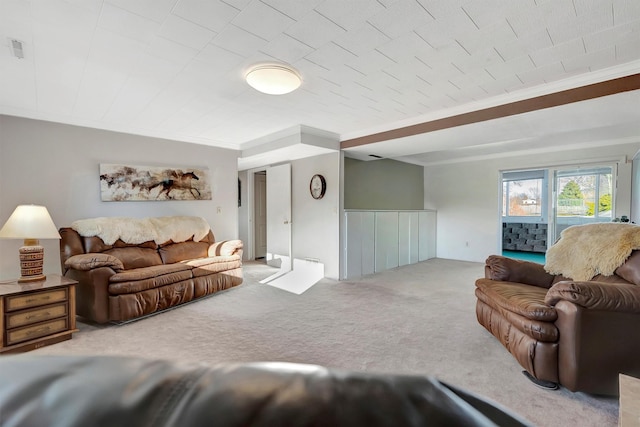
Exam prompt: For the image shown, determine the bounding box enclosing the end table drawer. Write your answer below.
[6,303,68,329]
[6,289,68,312]
[6,318,68,346]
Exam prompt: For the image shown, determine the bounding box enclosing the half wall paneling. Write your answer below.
[343,210,436,279]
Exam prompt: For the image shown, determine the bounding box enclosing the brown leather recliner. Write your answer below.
[475,251,640,395]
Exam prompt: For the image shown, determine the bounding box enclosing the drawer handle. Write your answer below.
[26,311,51,321]
[25,326,52,337]
[25,295,51,304]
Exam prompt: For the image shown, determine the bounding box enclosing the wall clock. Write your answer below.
[310,174,326,199]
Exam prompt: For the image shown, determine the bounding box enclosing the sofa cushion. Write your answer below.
[105,247,163,270]
[475,279,557,321]
[84,236,158,253]
[109,280,195,320]
[110,263,191,282]
[159,241,209,265]
[615,250,640,286]
[183,255,242,277]
[109,264,193,295]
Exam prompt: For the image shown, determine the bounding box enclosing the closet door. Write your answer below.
[345,212,375,279]
[375,212,399,272]
[419,211,436,261]
[399,212,419,266]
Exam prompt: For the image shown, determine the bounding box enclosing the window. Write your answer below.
[502,170,545,220]
[556,167,613,219]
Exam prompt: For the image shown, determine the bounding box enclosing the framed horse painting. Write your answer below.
[99,164,212,201]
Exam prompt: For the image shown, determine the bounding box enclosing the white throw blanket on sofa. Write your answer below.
[544,223,640,281]
[71,216,211,245]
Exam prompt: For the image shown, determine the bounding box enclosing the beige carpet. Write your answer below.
[33,259,618,426]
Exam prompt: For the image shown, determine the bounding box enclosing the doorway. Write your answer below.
[254,171,267,260]
[249,164,292,268]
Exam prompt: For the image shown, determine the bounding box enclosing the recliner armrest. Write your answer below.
[545,280,640,313]
[484,255,555,288]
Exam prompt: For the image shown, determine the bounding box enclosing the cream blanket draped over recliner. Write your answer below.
[544,223,640,281]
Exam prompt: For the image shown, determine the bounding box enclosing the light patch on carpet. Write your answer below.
[259,255,291,284]
[264,258,324,295]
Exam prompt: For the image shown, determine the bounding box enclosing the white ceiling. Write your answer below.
[1,0,639,166]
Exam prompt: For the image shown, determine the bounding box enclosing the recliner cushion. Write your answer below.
[475,279,557,321]
[475,288,558,342]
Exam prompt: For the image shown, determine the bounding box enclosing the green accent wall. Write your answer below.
[344,157,424,210]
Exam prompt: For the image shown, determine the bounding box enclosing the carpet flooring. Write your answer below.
[33,259,618,426]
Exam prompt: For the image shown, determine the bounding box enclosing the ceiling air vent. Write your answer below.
[9,38,24,59]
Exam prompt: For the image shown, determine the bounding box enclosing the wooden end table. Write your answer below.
[0,274,78,354]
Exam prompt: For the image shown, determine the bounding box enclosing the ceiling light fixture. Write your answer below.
[245,64,301,95]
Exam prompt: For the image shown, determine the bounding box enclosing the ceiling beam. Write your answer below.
[341,73,640,149]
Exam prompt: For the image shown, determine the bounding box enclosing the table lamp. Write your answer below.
[0,205,61,282]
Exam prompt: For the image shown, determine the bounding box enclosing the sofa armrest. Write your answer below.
[484,255,555,288]
[64,253,124,273]
[209,240,243,257]
[64,267,116,324]
[545,280,640,313]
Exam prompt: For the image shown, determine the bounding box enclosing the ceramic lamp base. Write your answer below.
[18,240,46,283]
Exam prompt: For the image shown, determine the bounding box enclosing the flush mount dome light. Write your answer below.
[245,64,301,95]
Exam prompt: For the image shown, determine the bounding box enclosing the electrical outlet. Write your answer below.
[216,207,221,214]
[465,241,469,247]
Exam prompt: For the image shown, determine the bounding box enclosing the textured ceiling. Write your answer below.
[1,0,639,164]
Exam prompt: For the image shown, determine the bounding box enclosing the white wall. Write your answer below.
[291,152,341,279]
[238,169,250,259]
[0,115,240,280]
[239,152,340,279]
[424,142,640,263]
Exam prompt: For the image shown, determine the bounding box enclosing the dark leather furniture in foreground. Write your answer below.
[475,251,640,395]
[0,355,531,427]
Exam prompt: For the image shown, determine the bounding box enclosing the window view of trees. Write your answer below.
[557,172,612,218]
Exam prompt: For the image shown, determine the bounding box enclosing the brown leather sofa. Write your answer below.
[0,355,533,426]
[60,224,243,324]
[475,251,640,395]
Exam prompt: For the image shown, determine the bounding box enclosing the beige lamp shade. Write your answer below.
[0,205,61,283]
[0,205,61,239]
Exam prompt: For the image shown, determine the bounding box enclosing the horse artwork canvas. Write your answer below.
[100,164,212,201]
